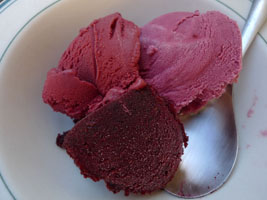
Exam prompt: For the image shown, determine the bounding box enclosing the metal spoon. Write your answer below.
[164,0,267,198]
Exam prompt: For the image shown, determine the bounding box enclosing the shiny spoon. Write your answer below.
[164,0,267,198]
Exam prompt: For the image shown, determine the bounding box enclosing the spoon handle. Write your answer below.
[242,0,267,56]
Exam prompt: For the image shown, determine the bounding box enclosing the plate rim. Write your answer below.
[0,0,18,15]
[0,0,266,199]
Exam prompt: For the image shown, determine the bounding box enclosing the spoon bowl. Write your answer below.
[165,88,237,198]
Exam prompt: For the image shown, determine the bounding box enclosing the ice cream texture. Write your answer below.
[57,86,187,195]
[43,13,142,120]
[139,11,242,113]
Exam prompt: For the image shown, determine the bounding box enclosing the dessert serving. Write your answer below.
[43,10,241,195]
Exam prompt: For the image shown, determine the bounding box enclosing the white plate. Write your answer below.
[0,0,267,199]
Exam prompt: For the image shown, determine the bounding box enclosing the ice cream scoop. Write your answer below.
[140,11,242,114]
[57,86,187,195]
[43,13,141,120]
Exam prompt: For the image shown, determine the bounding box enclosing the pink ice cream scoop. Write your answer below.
[139,11,242,114]
[43,13,142,120]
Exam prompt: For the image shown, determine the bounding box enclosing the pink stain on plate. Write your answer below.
[247,109,254,118]
[260,130,267,137]
[246,144,251,149]
[247,95,258,118]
